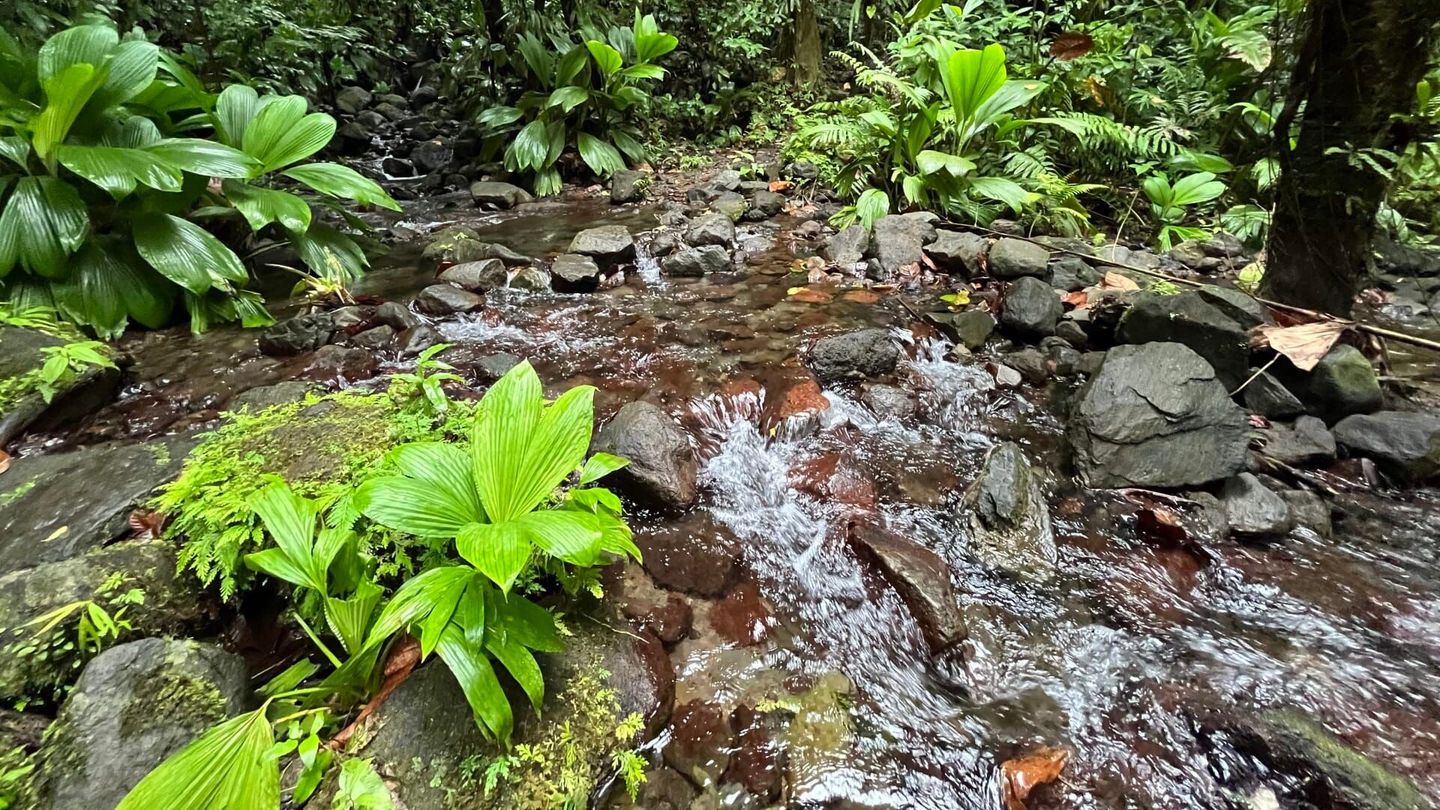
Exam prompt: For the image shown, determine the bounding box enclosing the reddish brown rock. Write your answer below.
[710,582,771,646]
[633,512,743,598]
[663,701,734,787]
[723,704,784,801]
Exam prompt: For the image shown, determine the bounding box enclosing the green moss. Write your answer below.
[0,481,35,509]
[0,745,36,809]
[155,390,471,599]
[118,666,225,740]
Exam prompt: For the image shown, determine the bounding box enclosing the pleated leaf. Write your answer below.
[241,95,336,173]
[148,138,260,178]
[282,162,400,210]
[247,480,322,589]
[578,452,629,485]
[0,176,88,279]
[357,472,480,539]
[56,143,183,198]
[223,180,313,233]
[486,632,545,711]
[577,133,625,177]
[90,38,158,109]
[492,592,563,653]
[37,24,117,82]
[361,565,473,651]
[115,707,279,810]
[32,63,107,159]
[436,624,513,741]
[133,212,247,293]
[518,509,603,567]
[457,521,531,593]
[50,238,175,336]
[214,84,260,147]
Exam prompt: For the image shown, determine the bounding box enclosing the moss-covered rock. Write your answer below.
[354,622,670,809]
[154,390,468,598]
[0,541,211,703]
[35,638,251,810]
[0,325,122,447]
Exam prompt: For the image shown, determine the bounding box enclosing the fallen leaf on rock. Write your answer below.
[941,290,971,307]
[1253,321,1347,372]
[1100,271,1140,291]
[1051,32,1095,61]
[1136,506,1189,548]
[769,179,793,193]
[1002,746,1070,810]
[788,287,833,304]
[332,635,420,746]
[0,449,9,475]
[1061,290,1089,309]
[842,289,882,304]
[128,510,167,540]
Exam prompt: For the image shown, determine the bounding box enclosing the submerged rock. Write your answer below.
[595,401,699,509]
[1332,411,1440,483]
[848,522,965,653]
[1219,473,1294,537]
[632,511,742,597]
[1072,343,1248,488]
[1000,276,1062,339]
[469,180,533,209]
[963,443,1057,580]
[808,329,901,384]
[0,326,121,446]
[0,437,193,574]
[36,638,250,810]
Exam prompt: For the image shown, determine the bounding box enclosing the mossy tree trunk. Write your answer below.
[1262,0,1440,315]
[790,0,823,88]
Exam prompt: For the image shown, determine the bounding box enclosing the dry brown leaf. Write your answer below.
[768,179,793,193]
[1255,321,1347,372]
[331,636,421,746]
[128,510,167,540]
[1051,32,1095,61]
[1100,271,1140,291]
[842,289,882,304]
[0,449,9,475]
[1061,290,1090,309]
[1002,746,1070,810]
[789,287,833,304]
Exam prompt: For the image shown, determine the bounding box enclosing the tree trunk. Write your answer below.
[790,0,823,88]
[1262,0,1439,316]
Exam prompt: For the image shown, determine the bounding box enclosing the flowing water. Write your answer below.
[27,200,1440,808]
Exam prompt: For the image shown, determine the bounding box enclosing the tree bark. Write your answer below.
[1262,0,1439,316]
[790,0,823,89]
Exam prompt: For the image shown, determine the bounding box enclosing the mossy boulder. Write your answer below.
[353,621,672,809]
[154,391,465,598]
[35,638,251,810]
[0,326,121,446]
[0,541,211,703]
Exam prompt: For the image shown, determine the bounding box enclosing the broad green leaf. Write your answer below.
[619,64,665,81]
[326,580,383,655]
[37,25,117,82]
[436,624,513,741]
[133,213,247,293]
[33,63,107,159]
[248,480,321,589]
[116,708,278,810]
[916,150,975,177]
[241,96,336,173]
[224,180,313,233]
[492,592,562,652]
[0,136,29,168]
[148,138,260,178]
[476,106,524,129]
[457,521,531,593]
[0,176,88,279]
[288,222,368,281]
[56,144,182,197]
[586,41,623,77]
[556,45,591,86]
[941,43,1007,126]
[214,84,260,147]
[362,566,472,650]
[334,758,394,810]
[517,510,603,566]
[576,133,625,177]
[245,547,316,591]
[634,29,678,63]
[415,571,467,659]
[1170,171,1226,207]
[968,175,1039,213]
[510,119,549,172]
[578,452,629,485]
[388,442,481,512]
[90,39,158,109]
[357,470,480,539]
[51,238,174,335]
[855,188,890,230]
[282,163,400,211]
[486,632,545,711]
[547,86,589,112]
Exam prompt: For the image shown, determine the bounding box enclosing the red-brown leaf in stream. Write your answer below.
[790,288,834,304]
[768,179,794,193]
[1050,32,1095,61]
[1001,745,1070,810]
[1136,506,1189,549]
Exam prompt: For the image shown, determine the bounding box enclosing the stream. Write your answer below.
[20,197,1440,809]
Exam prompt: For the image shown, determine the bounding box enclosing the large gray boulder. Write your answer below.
[610,169,650,204]
[1332,411,1440,483]
[0,326,121,446]
[335,85,372,114]
[568,225,636,264]
[823,225,869,267]
[1219,473,1294,537]
[1274,345,1383,423]
[808,329,901,384]
[987,238,1050,278]
[36,639,250,810]
[925,230,987,274]
[685,213,736,249]
[869,214,937,275]
[257,313,334,356]
[662,245,731,278]
[0,437,193,575]
[963,443,1056,580]
[438,258,508,291]
[1115,291,1251,388]
[595,402,699,509]
[469,181,533,209]
[1000,276,1062,339]
[415,284,484,315]
[0,541,210,701]
[1072,343,1249,488]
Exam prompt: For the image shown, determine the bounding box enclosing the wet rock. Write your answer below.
[1220,473,1294,537]
[550,253,602,292]
[1258,416,1336,466]
[1047,256,1092,292]
[861,384,915,419]
[632,511,742,597]
[723,705,783,802]
[746,189,785,221]
[0,542,209,701]
[1195,285,1270,328]
[569,225,636,264]
[808,329,901,383]
[686,213,736,249]
[665,702,734,788]
[930,310,996,350]
[1280,489,1332,537]
[476,352,522,380]
[349,325,395,351]
[329,305,372,330]
[1055,319,1088,347]
[360,621,671,809]
[395,325,441,357]
[1170,240,1209,270]
[468,180,532,208]
[710,582,770,646]
[1115,291,1250,388]
[1274,345,1383,422]
[926,230,987,274]
[1243,371,1305,419]
[507,265,551,291]
[355,109,386,131]
[0,437,192,574]
[257,313,333,356]
[609,766,697,808]
[303,345,377,382]
[36,638,250,810]
[1002,347,1050,384]
[335,85,372,114]
[373,101,405,121]
[823,225,869,268]
[1072,342,1249,488]
[988,238,1050,278]
[848,522,965,653]
[610,169,650,204]
[784,160,819,181]
[662,245,731,278]
[709,191,749,222]
[375,300,421,331]
[439,258,507,291]
[870,213,936,275]
[621,585,692,645]
[0,327,121,445]
[1000,277,1062,339]
[595,401,698,509]
[963,443,1057,580]
[410,139,450,174]
[1332,411,1440,483]
[415,284,484,315]
[1222,709,1430,810]
[228,381,316,412]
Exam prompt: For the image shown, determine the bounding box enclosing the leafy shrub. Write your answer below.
[0,23,398,336]
[474,14,677,195]
[1141,170,1226,250]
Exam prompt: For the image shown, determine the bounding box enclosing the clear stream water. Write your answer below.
[27,199,1440,808]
